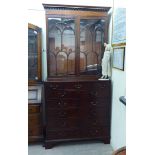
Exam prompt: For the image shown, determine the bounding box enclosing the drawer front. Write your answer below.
[28,113,41,126]
[46,118,80,130]
[46,128,81,140]
[88,107,110,118]
[46,108,80,119]
[45,82,64,90]
[81,116,110,127]
[80,98,110,108]
[46,98,79,109]
[28,105,40,114]
[45,90,78,99]
[28,126,42,136]
[89,90,110,98]
[83,127,110,138]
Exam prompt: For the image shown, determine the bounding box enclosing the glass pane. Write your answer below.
[80,52,86,71]
[68,52,75,74]
[57,52,67,75]
[48,53,56,76]
[62,29,75,52]
[80,19,105,75]
[48,18,75,76]
[28,28,38,80]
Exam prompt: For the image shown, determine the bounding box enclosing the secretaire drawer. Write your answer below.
[45,90,79,99]
[44,82,64,90]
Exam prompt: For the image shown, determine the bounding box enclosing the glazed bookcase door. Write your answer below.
[28,23,42,83]
[47,17,76,77]
[79,18,105,76]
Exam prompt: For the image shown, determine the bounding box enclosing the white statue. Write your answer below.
[101,43,112,79]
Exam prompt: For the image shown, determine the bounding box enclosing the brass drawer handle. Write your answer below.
[90,92,98,96]
[49,85,58,90]
[90,102,97,106]
[60,112,67,117]
[75,84,82,89]
[60,92,66,97]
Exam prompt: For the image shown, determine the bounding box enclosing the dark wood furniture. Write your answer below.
[43,4,111,149]
[28,23,42,85]
[28,102,43,142]
[28,23,43,143]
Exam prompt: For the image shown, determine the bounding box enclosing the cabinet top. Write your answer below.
[42,4,111,12]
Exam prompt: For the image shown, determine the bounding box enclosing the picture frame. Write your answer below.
[113,47,125,71]
[112,8,126,47]
[28,85,42,103]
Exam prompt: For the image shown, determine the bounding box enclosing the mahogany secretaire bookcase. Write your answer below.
[42,4,112,149]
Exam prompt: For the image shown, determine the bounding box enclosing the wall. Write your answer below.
[110,0,126,150]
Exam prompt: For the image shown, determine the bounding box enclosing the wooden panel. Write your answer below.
[28,113,41,126]
[28,105,40,113]
[28,103,43,143]
[45,10,108,17]
[28,126,42,136]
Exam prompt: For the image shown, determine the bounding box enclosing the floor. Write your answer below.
[28,141,113,155]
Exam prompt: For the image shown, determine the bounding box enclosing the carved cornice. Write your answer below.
[43,4,111,12]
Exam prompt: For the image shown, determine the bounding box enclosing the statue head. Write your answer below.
[105,43,111,51]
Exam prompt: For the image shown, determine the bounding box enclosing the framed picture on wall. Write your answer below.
[113,47,125,71]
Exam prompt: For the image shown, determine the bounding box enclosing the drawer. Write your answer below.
[83,127,110,138]
[93,81,110,89]
[80,98,110,107]
[89,90,110,98]
[28,105,40,114]
[63,82,78,90]
[46,108,80,119]
[46,128,81,140]
[28,113,41,126]
[88,98,110,107]
[45,82,64,90]
[46,98,79,108]
[86,107,110,120]
[45,90,79,99]
[81,117,110,127]
[46,118,80,129]
[28,126,42,136]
